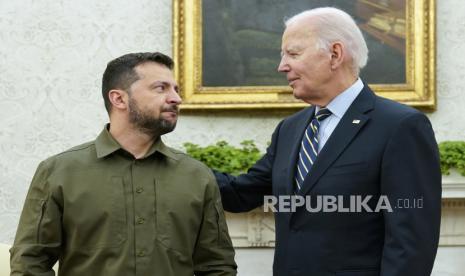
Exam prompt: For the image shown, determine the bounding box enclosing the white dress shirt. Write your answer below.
[315,78,364,152]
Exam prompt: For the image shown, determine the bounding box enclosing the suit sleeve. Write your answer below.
[379,113,441,276]
[193,171,237,276]
[214,121,283,212]
[10,160,62,276]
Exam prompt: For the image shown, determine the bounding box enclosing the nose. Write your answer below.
[168,88,182,105]
[278,56,290,72]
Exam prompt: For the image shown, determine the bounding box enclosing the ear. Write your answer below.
[329,41,345,70]
[108,89,128,111]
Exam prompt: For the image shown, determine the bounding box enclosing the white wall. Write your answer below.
[1,0,465,275]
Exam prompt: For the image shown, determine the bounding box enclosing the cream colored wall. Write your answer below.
[1,0,465,275]
[0,243,11,276]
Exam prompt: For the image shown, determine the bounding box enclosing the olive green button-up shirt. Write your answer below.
[10,126,237,276]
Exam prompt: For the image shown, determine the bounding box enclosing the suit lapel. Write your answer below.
[298,86,376,196]
[285,106,316,195]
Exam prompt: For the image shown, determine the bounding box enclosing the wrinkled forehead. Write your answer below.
[281,22,317,49]
[283,16,318,38]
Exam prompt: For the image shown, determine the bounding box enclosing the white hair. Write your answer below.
[285,7,369,75]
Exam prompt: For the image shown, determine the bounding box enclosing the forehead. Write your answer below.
[134,62,175,82]
[281,20,316,49]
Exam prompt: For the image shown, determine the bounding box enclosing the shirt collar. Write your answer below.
[315,78,364,119]
[95,124,178,160]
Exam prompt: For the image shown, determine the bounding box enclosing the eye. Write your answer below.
[154,85,166,92]
[282,51,299,59]
[289,52,299,58]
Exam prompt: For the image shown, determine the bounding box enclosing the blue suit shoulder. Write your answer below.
[374,95,423,119]
[371,94,432,134]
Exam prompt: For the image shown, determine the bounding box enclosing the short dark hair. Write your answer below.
[101,52,174,113]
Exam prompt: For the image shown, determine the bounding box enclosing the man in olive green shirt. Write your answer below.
[10,52,237,276]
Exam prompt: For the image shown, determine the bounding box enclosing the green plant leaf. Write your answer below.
[439,141,465,176]
[184,140,465,177]
[183,140,262,175]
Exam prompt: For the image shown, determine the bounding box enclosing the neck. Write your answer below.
[109,119,158,159]
[313,73,358,107]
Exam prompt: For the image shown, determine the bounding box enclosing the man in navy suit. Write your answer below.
[215,7,441,276]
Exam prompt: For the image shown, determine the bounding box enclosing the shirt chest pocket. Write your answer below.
[64,175,128,250]
[154,178,204,255]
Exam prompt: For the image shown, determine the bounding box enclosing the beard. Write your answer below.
[128,96,178,137]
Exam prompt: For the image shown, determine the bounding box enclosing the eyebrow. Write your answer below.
[286,45,303,52]
[150,81,170,87]
[150,81,179,92]
[281,46,302,56]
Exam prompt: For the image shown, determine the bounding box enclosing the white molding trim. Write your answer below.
[227,174,465,247]
[442,170,465,198]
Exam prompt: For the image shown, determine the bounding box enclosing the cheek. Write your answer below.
[150,97,166,107]
[298,65,318,80]
[290,62,306,76]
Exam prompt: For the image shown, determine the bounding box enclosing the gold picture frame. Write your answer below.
[173,0,436,110]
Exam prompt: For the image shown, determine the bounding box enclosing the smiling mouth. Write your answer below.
[288,78,299,86]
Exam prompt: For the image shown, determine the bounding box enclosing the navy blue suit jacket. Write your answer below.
[215,85,441,276]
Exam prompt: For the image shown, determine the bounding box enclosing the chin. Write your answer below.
[161,120,177,131]
[293,90,320,105]
[292,88,306,100]
[159,121,177,135]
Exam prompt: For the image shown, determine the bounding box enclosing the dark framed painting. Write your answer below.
[174,0,436,110]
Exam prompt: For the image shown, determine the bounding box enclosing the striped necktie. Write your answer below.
[295,108,332,192]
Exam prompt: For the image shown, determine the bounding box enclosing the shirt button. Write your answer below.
[137,217,145,224]
[137,250,146,257]
[136,187,144,193]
